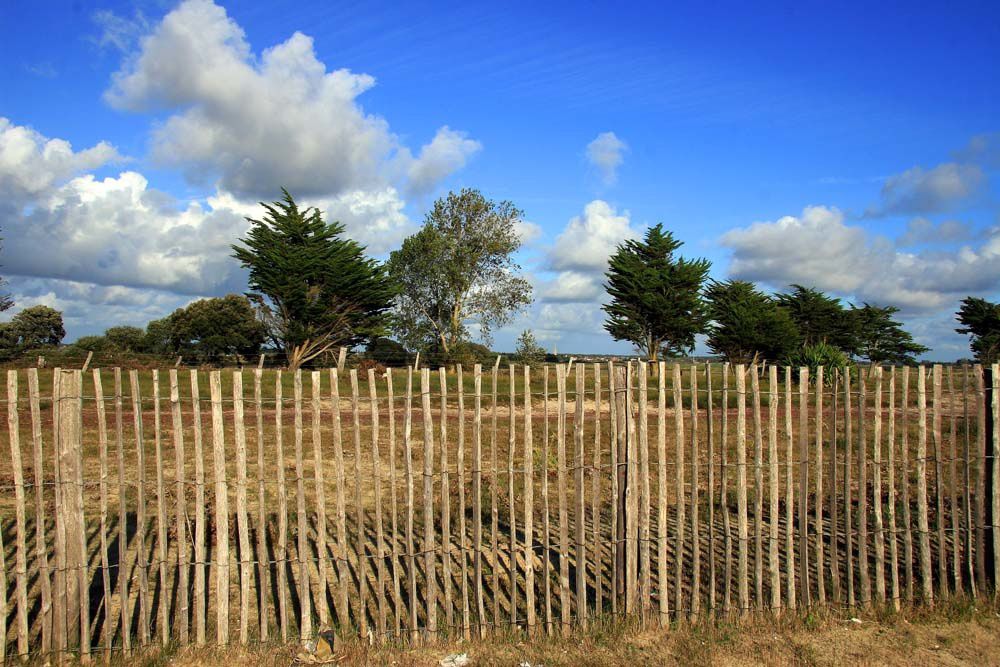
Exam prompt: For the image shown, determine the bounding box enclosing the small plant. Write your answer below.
[785,341,848,380]
[514,329,547,365]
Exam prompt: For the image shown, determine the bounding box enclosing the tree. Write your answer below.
[775,285,857,352]
[168,295,266,362]
[105,325,147,352]
[71,335,113,352]
[232,190,395,370]
[386,188,532,356]
[603,224,710,360]
[514,330,546,365]
[851,303,928,365]
[956,296,1000,363]
[8,305,65,348]
[705,280,799,363]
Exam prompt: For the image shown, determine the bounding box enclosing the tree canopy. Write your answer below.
[0,305,65,358]
[956,296,1000,364]
[386,188,532,356]
[705,280,799,363]
[232,190,394,369]
[775,285,857,351]
[851,303,928,365]
[603,224,710,360]
[514,330,546,365]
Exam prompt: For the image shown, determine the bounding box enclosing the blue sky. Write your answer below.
[1,0,998,359]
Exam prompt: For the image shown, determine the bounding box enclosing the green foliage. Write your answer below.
[786,342,848,378]
[956,296,1000,364]
[70,335,114,352]
[603,224,710,360]
[366,337,410,366]
[705,280,799,363]
[8,305,65,348]
[105,325,147,352]
[775,285,856,352]
[387,188,532,355]
[232,190,394,369]
[141,295,266,362]
[513,330,546,365]
[851,303,929,364]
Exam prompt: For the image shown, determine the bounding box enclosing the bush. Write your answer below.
[785,342,848,380]
[366,337,410,366]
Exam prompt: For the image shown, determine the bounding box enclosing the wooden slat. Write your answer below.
[404,367,418,640]
[129,369,151,645]
[932,365,947,597]
[472,365,486,637]
[508,365,518,629]
[609,362,620,612]
[636,362,650,619]
[858,369,871,607]
[657,362,669,625]
[948,368,962,594]
[815,367,825,604]
[917,367,933,604]
[349,370,369,638]
[27,368,53,653]
[490,362,501,629]
[233,372,253,643]
[798,367,810,607]
[328,369,350,628]
[901,367,914,602]
[292,370,310,640]
[543,366,554,633]
[190,370,206,645]
[210,370,231,645]
[387,368,405,638]
[252,369,270,640]
[735,365,749,613]
[152,371,170,645]
[309,371,331,629]
[673,363,686,614]
[7,371,29,656]
[274,372,290,641]
[372,369,389,640]
[438,368,453,636]
[168,370,190,644]
[888,367,900,609]
[590,363,602,618]
[844,368,854,608]
[52,369,65,655]
[524,365,536,636]
[557,364,571,633]
[873,367,886,604]
[751,365,763,607]
[962,366,975,595]
[767,365,780,611]
[975,366,986,592]
[706,364,717,614]
[420,368,438,637]
[992,364,1000,591]
[722,364,734,613]
[785,367,796,611]
[830,370,841,604]
[576,363,589,627]
[626,363,638,613]
[690,365,701,616]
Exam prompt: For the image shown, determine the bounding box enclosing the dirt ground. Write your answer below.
[101,599,1000,666]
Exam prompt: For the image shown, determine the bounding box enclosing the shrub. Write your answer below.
[785,342,848,379]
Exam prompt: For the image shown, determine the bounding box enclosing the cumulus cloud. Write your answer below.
[540,271,603,303]
[320,187,414,255]
[953,132,1000,169]
[514,220,543,245]
[548,200,638,272]
[104,0,477,200]
[586,131,627,185]
[868,162,984,217]
[896,217,974,247]
[722,205,1000,312]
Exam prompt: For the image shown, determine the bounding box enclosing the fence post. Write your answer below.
[986,364,996,590]
[55,369,86,652]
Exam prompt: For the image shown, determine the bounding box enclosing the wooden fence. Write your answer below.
[1,362,998,661]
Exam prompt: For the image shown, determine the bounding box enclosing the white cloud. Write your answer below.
[586,131,627,185]
[514,219,543,245]
[104,0,477,200]
[548,199,638,272]
[722,205,1000,312]
[320,187,414,255]
[896,217,974,247]
[540,271,603,302]
[868,162,984,216]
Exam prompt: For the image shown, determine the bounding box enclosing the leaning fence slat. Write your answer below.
[309,372,331,629]
[27,368,54,653]
[751,365,763,607]
[292,370,310,640]
[873,367,886,604]
[524,365,536,637]
[372,369,388,640]
[575,363,589,627]
[916,367,933,604]
[350,370,369,638]
[557,364,571,633]
[274,372,290,641]
[233,372,253,643]
[129,369,151,645]
[420,368,438,638]
[252,369,271,640]
[190,370,207,645]
[767,366,780,611]
[798,367,810,607]
[169,370,190,644]
[7,371,29,656]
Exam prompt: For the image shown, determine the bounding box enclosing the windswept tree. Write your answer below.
[387,188,532,356]
[956,296,1000,363]
[775,284,857,352]
[233,191,395,370]
[603,224,710,360]
[705,280,799,363]
[851,303,928,365]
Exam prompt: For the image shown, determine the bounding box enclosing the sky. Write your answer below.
[1,0,998,359]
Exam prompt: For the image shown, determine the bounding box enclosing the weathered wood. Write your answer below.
[190,370,206,645]
[767,365,780,611]
[786,367,796,611]
[420,368,438,637]
[404,368,418,640]
[508,365,518,628]
[873,367,886,604]
[844,368,854,608]
[610,362,621,612]
[472,365,486,637]
[309,372,331,628]
[387,368,405,638]
[328,369,350,628]
[575,362,588,627]
[210,371,232,645]
[963,366,975,595]
[626,363,639,614]
[27,368,53,653]
[992,364,1000,592]
[152,371,170,645]
[975,365,986,592]
[543,366,554,633]
[723,364,734,613]
[129,369,151,645]
[830,371,841,604]
[815,367,825,604]
[735,365,749,613]
[169,370,190,644]
[917,367,933,604]
[0,473,6,663]
[673,363,686,614]
[690,365,701,617]
[524,365,536,636]
[948,367,962,594]
[751,364,763,607]
[350,370,369,638]
[591,363,602,618]
[798,367,810,607]
[252,369,270,641]
[888,368,900,610]
[7,371,29,656]
[557,364,571,632]
[706,363,717,614]
[372,368,389,640]
[490,361,501,630]
[932,365,947,597]
[234,372,254,643]
[337,346,347,373]
[274,372,290,641]
[636,362,650,619]
[902,367,914,602]
[858,369,871,607]
[657,362,669,624]
[292,370,310,640]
